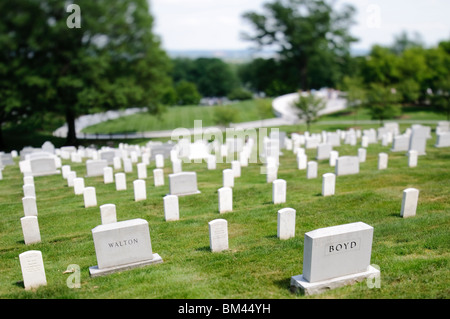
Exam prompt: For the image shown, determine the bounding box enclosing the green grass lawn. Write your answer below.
[0,124,449,299]
[81,99,272,134]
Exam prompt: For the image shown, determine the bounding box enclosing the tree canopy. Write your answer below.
[242,0,358,91]
[0,0,172,147]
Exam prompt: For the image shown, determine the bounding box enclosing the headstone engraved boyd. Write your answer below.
[168,172,200,196]
[290,222,379,295]
[209,219,228,252]
[19,250,47,290]
[89,218,162,277]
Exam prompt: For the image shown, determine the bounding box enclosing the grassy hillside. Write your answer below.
[0,123,448,299]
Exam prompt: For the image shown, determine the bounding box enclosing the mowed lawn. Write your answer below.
[0,123,449,299]
[82,99,272,134]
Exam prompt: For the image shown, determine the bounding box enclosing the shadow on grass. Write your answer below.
[14,281,24,289]
[273,278,293,293]
[195,246,210,252]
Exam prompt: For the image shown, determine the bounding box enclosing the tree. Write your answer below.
[340,76,366,124]
[242,0,357,90]
[213,106,239,128]
[227,87,253,101]
[175,81,201,106]
[291,93,326,131]
[171,57,239,97]
[364,84,402,125]
[1,0,172,146]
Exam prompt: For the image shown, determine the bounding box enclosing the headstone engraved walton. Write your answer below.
[168,172,200,196]
[19,250,47,290]
[400,188,419,218]
[89,218,162,277]
[290,222,379,295]
[209,219,228,252]
[277,208,296,240]
[335,156,359,176]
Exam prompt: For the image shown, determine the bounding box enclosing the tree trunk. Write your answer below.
[0,120,4,151]
[65,107,78,146]
[300,64,308,91]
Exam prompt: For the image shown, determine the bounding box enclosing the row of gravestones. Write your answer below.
[12,122,448,294]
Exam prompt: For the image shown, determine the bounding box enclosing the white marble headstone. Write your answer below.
[209,219,229,252]
[164,195,179,221]
[400,188,419,218]
[19,250,47,290]
[277,208,296,240]
[272,179,286,204]
[218,187,233,214]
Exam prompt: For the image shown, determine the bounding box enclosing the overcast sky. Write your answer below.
[150,0,450,51]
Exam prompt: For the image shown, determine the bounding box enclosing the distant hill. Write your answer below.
[167,48,369,62]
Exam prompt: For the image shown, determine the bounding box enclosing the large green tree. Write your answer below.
[0,0,171,147]
[242,0,357,90]
[171,57,239,97]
